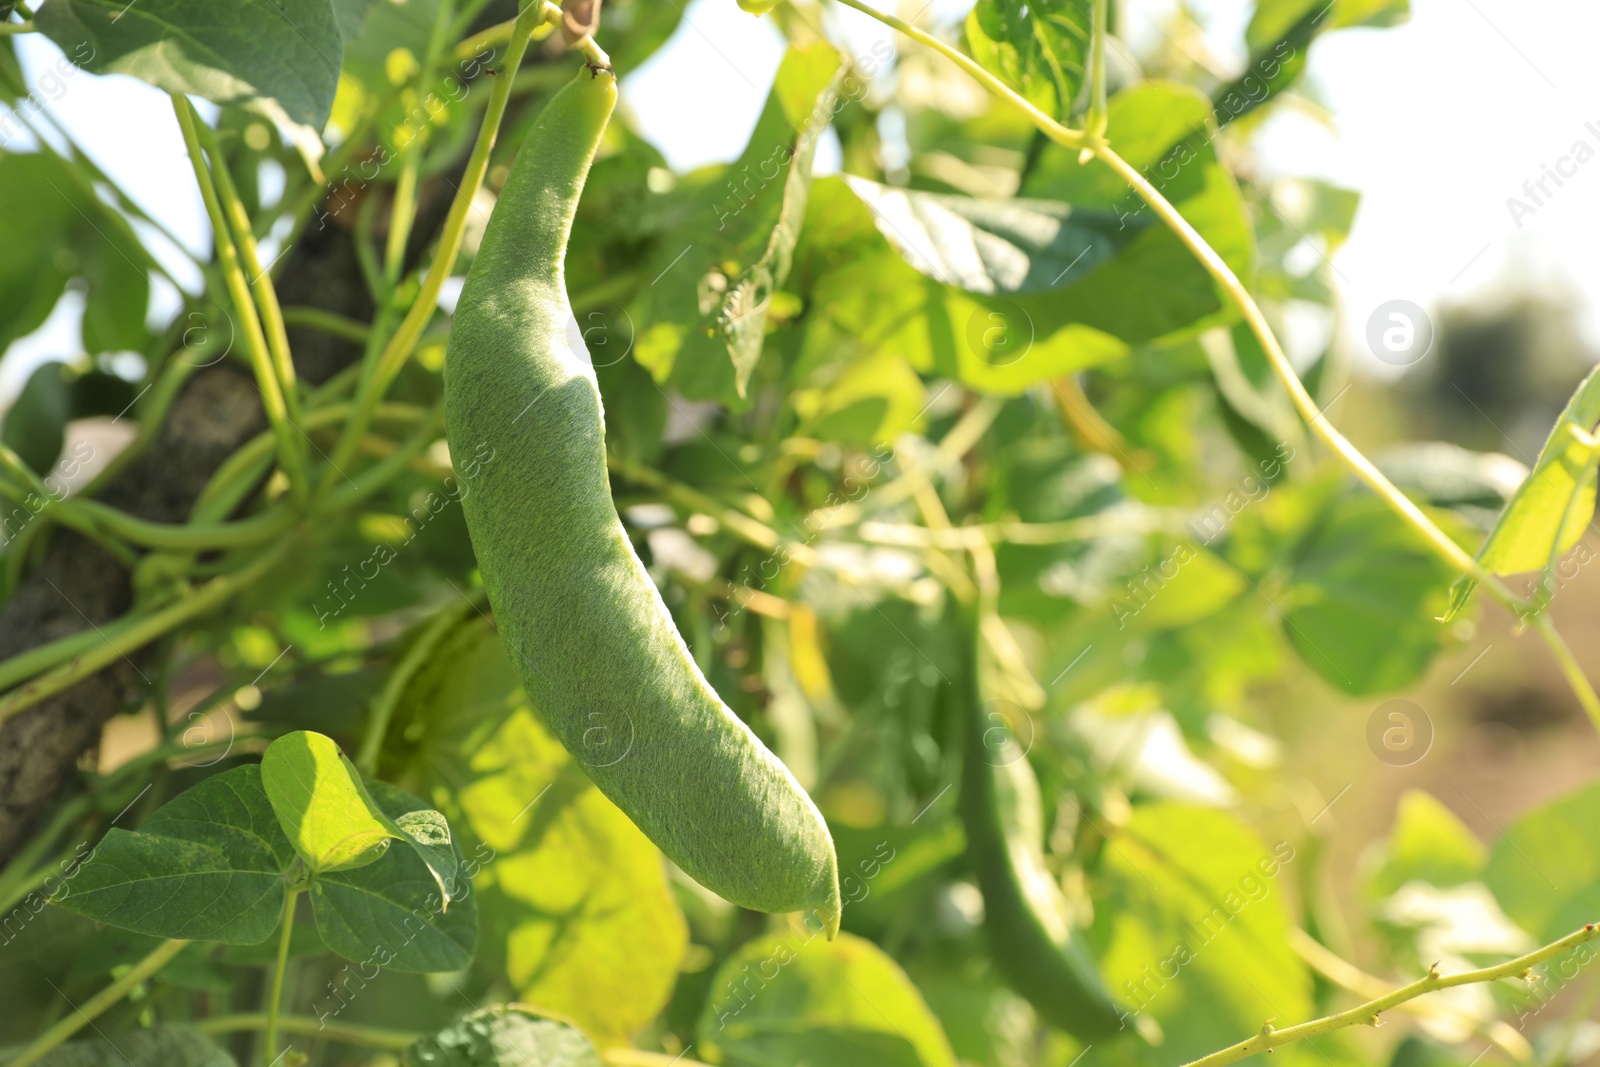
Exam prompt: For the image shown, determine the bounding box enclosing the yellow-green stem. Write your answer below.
[172,96,310,505]
[195,120,304,445]
[5,938,188,1067]
[1183,923,1600,1067]
[195,1013,417,1051]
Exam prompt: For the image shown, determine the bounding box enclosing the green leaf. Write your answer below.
[1222,0,1409,126]
[391,620,686,1036]
[0,153,149,357]
[697,931,958,1067]
[1482,781,1600,943]
[1366,790,1487,901]
[1447,365,1600,615]
[963,0,1092,122]
[3,362,73,475]
[262,730,461,906]
[635,41,844,402]
[36,0,344,132]
[310,779,478,973]
[52,766,293,945]
[841,177,1141,295]
[1097,805,1311,1065]
[261,730,398,874]
[34,1026,235,1067]
[1282,492,1457,694]
[403,1006,600,1067]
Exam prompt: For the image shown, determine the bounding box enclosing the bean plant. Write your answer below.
[0,1,1595,1066]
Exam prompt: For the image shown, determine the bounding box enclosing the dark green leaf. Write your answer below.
[34,1026,235,1067]
[37,0,344,131]
[3,361,72,475]
[403,1006,600,1067]
[53,766,292,945]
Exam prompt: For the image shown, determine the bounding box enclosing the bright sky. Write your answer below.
[5,0,1598,403]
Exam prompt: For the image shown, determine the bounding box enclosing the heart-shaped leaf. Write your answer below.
[52,766,292,945]
[261,730,396,874]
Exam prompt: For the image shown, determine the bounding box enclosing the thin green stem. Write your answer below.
[0,541,292,725]
[172,95,310,505]
[195,1013,416,1051]
[823,0,1600,731]
[1084,0,1108,142]
[1182,923,1600,1066]
[5,938,189,1067]
[0,21,35,35]
[263,887,300,1066]
[194,121,305,443]
[70,498,295,551]
[386,0,456,286]
[281,306,371,344]
[322,0,562,494]
[356,592,480,774]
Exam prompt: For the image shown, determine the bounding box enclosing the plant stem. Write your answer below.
[5,938,189,1067]
[1184,923,1600,1066]
[1288,928,1531,1061]
[195,1013,417,1051]
[263,887,300,1066]
[1084,0,1109,143]
[194,121,305,444]
[281,306,372,344]
[355,591,482,774]
[0,20,36,34]
[321,0,561,495]
[817,0,1600,733]
[0,541,292,724]
[172,95,310,505]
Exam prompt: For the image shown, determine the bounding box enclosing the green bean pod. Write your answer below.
[443,65,840,929]
[957,613,1130,1041]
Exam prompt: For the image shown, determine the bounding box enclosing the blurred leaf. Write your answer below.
[53,766,292,945]
[636,41,844,402]
[0,153,149,357]
[1282,492,1456,694]
[1223,0,1409,126]
[34,1027,235,1066]
[697,931,957,1067]
[1448,365,1600,614]
[37,0,344,131]
[1096,804,1310,1064]
[1376,442,1526,525]
[402,1006,600,1067]
[1483,781,1600,943]
[1365,790,1486,902]
[3,361,72,474]
[963,0,1092,122]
